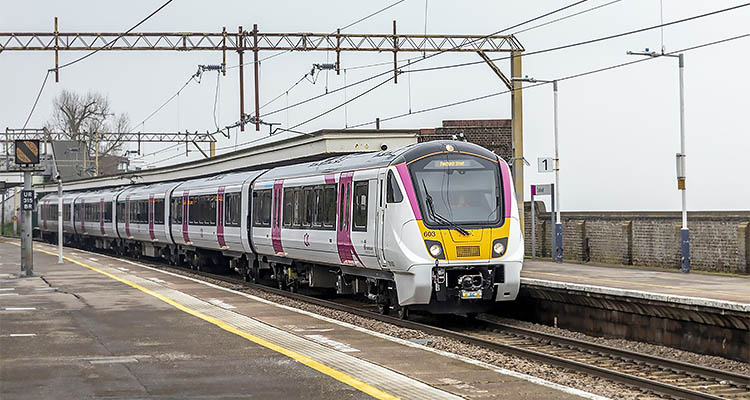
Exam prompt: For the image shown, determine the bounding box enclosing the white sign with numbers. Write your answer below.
[537,157,554,173]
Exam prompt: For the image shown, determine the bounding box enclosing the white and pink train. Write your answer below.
[38,141,524,317]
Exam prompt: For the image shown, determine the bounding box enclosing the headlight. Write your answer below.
[424,240,445,260]
[492,238,508,258]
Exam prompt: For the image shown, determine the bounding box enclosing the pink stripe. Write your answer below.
[395,163,422,220]
[100,198,105,235]
[80,199,86,233]
[499,161,512,218]
[148,194,156,240]
[125,196,131,237]
[182,191,190,244]
[217,187,226,248]
[324,174,336,185]
[271,180,284,255]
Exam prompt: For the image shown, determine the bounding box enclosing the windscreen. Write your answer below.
[410,153,503,226]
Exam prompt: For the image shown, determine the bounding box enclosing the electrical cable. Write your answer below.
[19,1,175,132]
[340,0,407,31]
[346,32,750,128]
[20,70,51,130]
[512,0,624,35]
[256,1,591,120]
[406,2,750,74]
[288,74,394,131]
[55,0,175,71]
[226,0,409,70]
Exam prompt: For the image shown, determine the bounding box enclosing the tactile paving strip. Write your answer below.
[101,264,461,400]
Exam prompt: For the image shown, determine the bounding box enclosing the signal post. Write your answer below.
[14,139,40,277]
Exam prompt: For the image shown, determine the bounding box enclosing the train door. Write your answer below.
[349,179,376,261]
[375,169,387,267]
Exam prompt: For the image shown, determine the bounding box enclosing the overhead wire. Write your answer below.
[55,0,175,71]
[512,0,624,35]
[21,70,51,130]
[145,0,412,163]
[255,0,591,121]
[205,0,597,154]
[346,32,750,128]
[18,0,175,131]
[406,1,750,74]
[256,0,747,128]
[225,0,409,70]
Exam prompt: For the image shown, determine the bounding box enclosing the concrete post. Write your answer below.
[510,50,524,232]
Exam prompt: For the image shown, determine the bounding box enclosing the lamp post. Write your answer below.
[627,49,689,273]
[513,77,563,262]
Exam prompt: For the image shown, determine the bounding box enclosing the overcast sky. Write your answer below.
[2,0,749,211]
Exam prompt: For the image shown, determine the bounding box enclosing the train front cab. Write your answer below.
[383,142,524,315]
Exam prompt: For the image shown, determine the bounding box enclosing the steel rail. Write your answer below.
[159,265,745,400]
[477,319,750,388]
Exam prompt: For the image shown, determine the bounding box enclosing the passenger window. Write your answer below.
[353,181,368,231]
[154,198,165,224]
[171,198,182,224]
[293,188,301,228]
[263,191,272,226]
[283,188,293,227]
[313,187,324,228]
[323,185,337,229]
[338,184,346,231]
[386,170,403,203]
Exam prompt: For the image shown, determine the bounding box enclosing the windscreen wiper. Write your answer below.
[422,181,470,236]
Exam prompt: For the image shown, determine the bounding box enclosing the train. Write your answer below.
[38,140,524,318]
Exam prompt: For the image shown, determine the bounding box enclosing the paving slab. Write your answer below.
[1,239,602,399]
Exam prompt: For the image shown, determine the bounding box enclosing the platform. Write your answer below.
[512,259,749,361]
[521,259,749,309]
[0,239,599,400]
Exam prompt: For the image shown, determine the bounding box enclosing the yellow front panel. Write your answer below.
[417,219,511,261]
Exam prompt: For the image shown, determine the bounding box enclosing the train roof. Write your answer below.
[173,169,268,191]
[257,140,501,181]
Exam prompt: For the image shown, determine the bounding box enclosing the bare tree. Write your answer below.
[46,90,130,164]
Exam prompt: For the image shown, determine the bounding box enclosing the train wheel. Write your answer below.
[397,306,409,320]
[377,301,390,315]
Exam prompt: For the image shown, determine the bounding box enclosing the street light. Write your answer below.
[627,48,690,273]
[513,76,563,263]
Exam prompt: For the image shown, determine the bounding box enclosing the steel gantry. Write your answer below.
[1,20,528,228]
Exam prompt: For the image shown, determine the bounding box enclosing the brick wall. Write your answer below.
[524,202,750,274]
[418,119,512,161]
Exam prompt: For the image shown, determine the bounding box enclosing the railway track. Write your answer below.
[46,243,750,400]
[156,264,749,400]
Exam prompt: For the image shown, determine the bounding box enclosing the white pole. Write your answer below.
[58,180,63,263]
[678,55,687,230]
[553,80,563,262]
[678,54,690,273]
[553,81,561,225]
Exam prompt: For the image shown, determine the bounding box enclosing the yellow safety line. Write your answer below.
[522,270,744,298]
[7,241,399,400]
